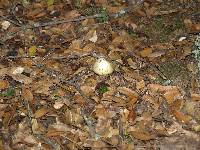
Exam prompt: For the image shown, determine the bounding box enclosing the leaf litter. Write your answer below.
[0,0,200,149]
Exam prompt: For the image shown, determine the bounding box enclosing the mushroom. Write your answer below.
[93,57,114,75]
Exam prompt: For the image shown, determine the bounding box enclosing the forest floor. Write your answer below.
[0,0,200,149]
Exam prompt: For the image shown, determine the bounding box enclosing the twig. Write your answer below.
[29,14,105,28]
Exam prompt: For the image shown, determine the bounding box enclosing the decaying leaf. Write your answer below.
[139,48,152,57]
[117,87,138,106]
[22,87,34,102]
[0,80,9,90]
[171,110,191,123]
[130,130,154,141]
[191,93,200,101]
[33,107,48,118]
[163,88,181,104]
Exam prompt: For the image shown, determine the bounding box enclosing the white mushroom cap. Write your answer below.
[93,58,114,75]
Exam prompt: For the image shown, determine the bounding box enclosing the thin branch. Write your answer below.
[30,14,104,28]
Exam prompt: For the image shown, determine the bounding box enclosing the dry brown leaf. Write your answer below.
[85,30,98,43]
[130,130,154,140]
[145,6,157,17]
[191,93,200,101]
[80,85,95,96]
[108,50,122,60]
[27,8,45,19]
[117,87,138,98]
[164,89,181,104]
[68,39,82,51]
[183,101,195,115]
[148,51,165,58]
[0,80,9,90]
[171,99,183,110]
[190,23,200,33]
[32,79,52,95]
[0,68,8,76]
[171,110,191,123]
[136,80,145,90]
[64,10,80,20]
[95,104,108,119]
[53,100,64,110]
[127,58,137,69]
[33,107,48,118]
[142,94,160,109]
[31,118,39,134]
[22,87,34,102]
[64,109,84,125]
[82,43,95,52]
[148,84,178,92]
[13,120,38,145]
[154,123,168,136]
[2,112,12,128]
[112,36,124,46]
[46,129,66,137]
[139,48,152,57]
[11,74,32,84]
[128,108,137,123]
[73,93,86,105]
[118,87,138,106]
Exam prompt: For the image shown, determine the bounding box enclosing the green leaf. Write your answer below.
[6,87,15,97]
[47,0,54,6]
[0,87,15,97]
[28,46,37,57]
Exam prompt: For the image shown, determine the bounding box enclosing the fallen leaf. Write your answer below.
[164,89,181,104]
[89,30,98,43]
[128,108,137,123]
[130,130,154,140]
[191,93,200,101]
[148,51,165,58]
[31,118,39,134]
[53,100,64,109]
[183,101,195,115]
[0,80,9,90]
[22,87,34,102]
[136,80,145,90]
[11,67,24,75]
[139,48,152,57]
[171,110,191,123]
[117,87,138,106]
[11,74,32,84]
[33,107,48,118]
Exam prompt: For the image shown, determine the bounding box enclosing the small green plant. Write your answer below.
[98,85,109,94]
[192,34,200,71]
[0,87,15,97]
